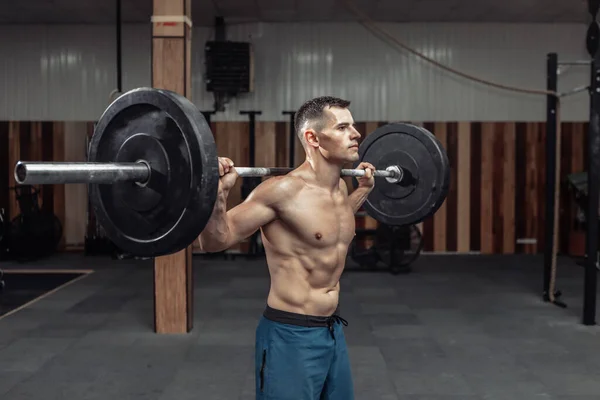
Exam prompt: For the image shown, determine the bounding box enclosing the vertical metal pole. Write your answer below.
[544,53,558,302]
[583,51,600,326]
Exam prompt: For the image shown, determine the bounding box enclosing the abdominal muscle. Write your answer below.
[261,225,348,317]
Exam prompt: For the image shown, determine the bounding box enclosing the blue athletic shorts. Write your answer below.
[255,305,354,400]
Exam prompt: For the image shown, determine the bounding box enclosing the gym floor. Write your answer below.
[0,254,599,400]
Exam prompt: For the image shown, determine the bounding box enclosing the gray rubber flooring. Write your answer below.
[1,253,600,399]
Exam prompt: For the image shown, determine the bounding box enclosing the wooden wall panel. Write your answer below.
[40,123,55,212]
[29,122,44,213]
[470,123,481,252]
[62,122,88,250]
[514,123,527,254]
[0,119,590,256]
[256,121,277,169]
[526,123,543,253]
[212,121,250,253]
[477,122,521,254]
[456,122,471,253]
[422,122,435,252]
[502,123,516,254]
[491,123,504,254]
[535,123,547,253]
[275,121,290,168]
[432,122,448,252]
[445,123,458,252]
[480,123,495,254]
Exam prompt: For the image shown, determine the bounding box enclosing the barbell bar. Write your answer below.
[14,162,150,185]
[12,87,450,257]
[14,162,404,186]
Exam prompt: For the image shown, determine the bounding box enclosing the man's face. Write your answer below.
[316,106,361,163]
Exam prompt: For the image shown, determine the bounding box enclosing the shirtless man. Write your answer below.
[198,96,375,400]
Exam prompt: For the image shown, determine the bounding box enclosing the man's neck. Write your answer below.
[302,156,342,192]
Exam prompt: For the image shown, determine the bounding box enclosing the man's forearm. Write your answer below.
[348,187,372,213]
[198,191,231,252]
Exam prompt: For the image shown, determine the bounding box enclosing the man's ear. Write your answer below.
[304,129,319,148]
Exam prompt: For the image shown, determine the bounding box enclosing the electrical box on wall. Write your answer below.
[204,41,254,94]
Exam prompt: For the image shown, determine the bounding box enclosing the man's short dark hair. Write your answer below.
[294,96,351,142]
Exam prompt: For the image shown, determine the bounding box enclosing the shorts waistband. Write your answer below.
[263,305,348,329]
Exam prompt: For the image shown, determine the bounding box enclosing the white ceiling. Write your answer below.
[0,0,592,25]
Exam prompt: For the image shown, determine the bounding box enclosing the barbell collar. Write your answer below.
[14,161,150,185]
[384,165,403,184]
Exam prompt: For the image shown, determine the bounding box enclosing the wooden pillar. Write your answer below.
[151,0,194,334]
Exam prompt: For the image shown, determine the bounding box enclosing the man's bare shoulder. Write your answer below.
[247,174,307,205]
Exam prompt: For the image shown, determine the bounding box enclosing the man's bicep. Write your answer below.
[226,196,277,242]
[225,175,292,244]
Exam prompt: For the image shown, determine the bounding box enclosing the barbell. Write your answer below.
[13,87,451,257]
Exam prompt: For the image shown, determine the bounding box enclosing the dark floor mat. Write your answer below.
[0,271,87,317]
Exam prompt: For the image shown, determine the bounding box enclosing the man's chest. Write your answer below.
[277,193,356,248]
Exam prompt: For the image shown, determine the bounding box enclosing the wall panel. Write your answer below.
[0,23,589,122]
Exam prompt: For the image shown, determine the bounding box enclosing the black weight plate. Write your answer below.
[590,0,600,18]
[88,87,219,257]
[353,123,450,226]
[587,21,600,58]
